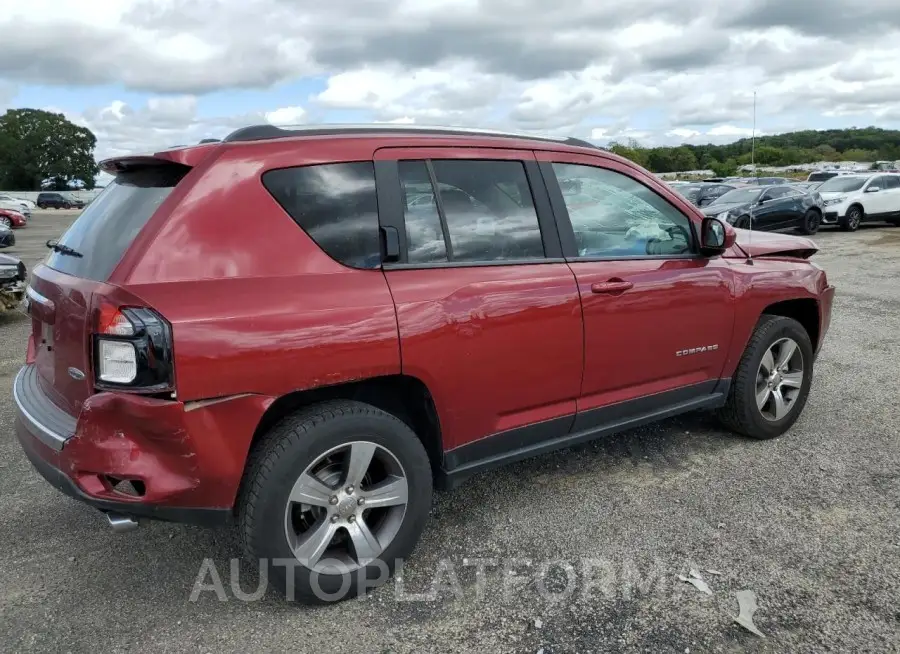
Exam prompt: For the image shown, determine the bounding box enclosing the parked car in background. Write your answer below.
[0,223,14,248]
[0,194,36,211]
[749,177,791,186]
[794,182,823,192]
[14,124,835,603]
[702,184,823,234]
[0,252,26,311]
[817,173,900,231]
[806,171,847,183]
[0,198,31,220]
[673,182,737,207]
[36,192,85,209]
[0,208,27,228]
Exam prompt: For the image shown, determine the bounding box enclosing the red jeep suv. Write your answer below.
[14,125,835,602]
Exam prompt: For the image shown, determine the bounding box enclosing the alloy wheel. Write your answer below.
[284,441,409,573]
[755,337,804,421]
[0,217,10,228]
[848,208,862,230]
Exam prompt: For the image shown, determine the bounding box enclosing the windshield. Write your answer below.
[47,164,188,280]
[808,172,837,182]
[710,187,762,205]
[817,177,867,193]
[677,184,702,200]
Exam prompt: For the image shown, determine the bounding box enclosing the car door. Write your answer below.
[534,151,735,430]
[374,147,584,463]
[881,175,900,216]
[864,176,889,217]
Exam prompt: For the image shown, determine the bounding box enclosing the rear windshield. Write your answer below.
[807,171,837,182]
[47,164,188,280]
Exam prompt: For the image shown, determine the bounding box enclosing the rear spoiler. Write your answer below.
[99,142,220,175]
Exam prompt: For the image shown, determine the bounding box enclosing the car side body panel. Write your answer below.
[116,139,402,403]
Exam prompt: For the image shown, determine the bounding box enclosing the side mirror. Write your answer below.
[866,186,880,193]
[700,217,736,256]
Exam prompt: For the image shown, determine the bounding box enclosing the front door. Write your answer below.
[535,152,735,430]
[374,147,584,458]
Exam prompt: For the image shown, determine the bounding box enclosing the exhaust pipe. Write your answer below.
[106,513,139,533]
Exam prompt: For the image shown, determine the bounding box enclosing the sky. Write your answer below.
[1,0,899,165]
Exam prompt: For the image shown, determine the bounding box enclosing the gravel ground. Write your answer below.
[1,211,899,653]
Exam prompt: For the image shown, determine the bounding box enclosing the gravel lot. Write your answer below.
[1,211,899,653]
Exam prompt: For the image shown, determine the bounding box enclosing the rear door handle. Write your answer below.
[591,280,633,294]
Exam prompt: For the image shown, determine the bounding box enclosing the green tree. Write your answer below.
[0,109,98,190]
[670,146,698,172]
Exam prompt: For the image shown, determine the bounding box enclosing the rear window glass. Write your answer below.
[262,162,381,269]
[47,164,188,280]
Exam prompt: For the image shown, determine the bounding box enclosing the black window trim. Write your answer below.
[537,160,702,262]
[376,155,564,270]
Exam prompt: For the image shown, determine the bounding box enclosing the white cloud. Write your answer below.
[265,106,307,125]
[1,0,899,155]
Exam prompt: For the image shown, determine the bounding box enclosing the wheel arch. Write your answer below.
[246,374,445,480]
[761,298,820,351]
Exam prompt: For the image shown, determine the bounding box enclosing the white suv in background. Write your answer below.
[818,173,900,231]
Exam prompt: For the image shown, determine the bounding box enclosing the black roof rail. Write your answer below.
[221,123,604,150]
[198,138,221,144]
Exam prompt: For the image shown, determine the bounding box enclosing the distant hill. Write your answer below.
[607,127,900,175]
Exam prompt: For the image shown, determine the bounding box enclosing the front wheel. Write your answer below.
[716,315,814,440]
[735,214,751,229]
[840,205,863,231]
[0,216,10,228]
[239,400,433,603]
[799,209,821,235]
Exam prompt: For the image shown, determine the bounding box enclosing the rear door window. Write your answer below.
[263,162,381,269]
[47,164,188,281]
[428,159,544,262]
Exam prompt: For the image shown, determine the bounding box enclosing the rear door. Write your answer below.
[28,164,189,414]
[374,147,583,456]
[535,151,734,424]
[882,175,900,216]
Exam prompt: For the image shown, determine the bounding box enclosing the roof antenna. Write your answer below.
[747,90,757,264]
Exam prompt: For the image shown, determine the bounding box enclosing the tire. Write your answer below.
[716,315,814,440]
[799,209,821,235]
[239,400,432,603]
[735,215,751,229]
[0,216,10,228]
[37,203,46,210]
[63,203,72,210]
[840,205,863,231]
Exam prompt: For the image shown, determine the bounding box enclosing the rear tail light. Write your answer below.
[93,304,174,393]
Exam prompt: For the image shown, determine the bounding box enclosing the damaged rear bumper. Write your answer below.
[13,364,273,527]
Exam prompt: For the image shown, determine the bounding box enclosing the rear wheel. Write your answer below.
[736,214,751,229]
[799,209,821,235]
[239,400,432,603]
[37,203,47,210]
[717,315,813,440]
[840,205,863,231]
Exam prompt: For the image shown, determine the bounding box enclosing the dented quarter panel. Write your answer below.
[63,391,274,508]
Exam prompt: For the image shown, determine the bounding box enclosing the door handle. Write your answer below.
[591,280,633,294]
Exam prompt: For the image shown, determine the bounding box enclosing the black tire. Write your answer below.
[63,203,72,210]
[799,209,821,235]
[840,204,863,231]
[736,215,751,229]
[0,217,10,228]
[716,315,814,440]
[239,400,432,603]
[37,203,46,210]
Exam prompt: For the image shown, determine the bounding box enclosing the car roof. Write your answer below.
[101,123,637,174]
